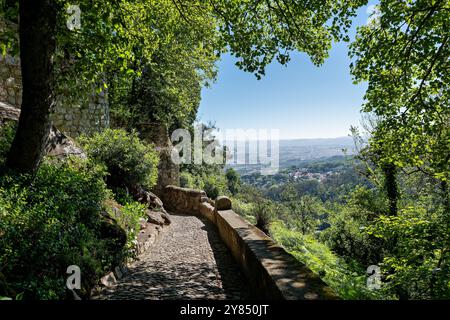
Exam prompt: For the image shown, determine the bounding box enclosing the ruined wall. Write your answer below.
[139,122,180,196]
[0,53,110,137]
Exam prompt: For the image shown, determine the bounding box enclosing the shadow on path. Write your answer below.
[94,212,254,300]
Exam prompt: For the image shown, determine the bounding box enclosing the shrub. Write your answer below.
[232,198,256,223]
[0,121,17,165]
[367,206,450,299]
[0,159,125,299]
[79,129,159,190]
[271,221,386,300]
[225,168,241,195]
[110,201,147,256]
[179,171,195,188]
[201,173,228,200]
[254,201,273,236]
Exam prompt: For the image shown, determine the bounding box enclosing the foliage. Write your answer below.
[200,172,228,200]
[225,168,241,195]
[109,11,219,131]
[347,0,450,299]
[79,129,159,190]
[321,186,386,266]
[368,205,450,299]
[180,169,229,200]
[110,201,147,257]
[0,159,123,299]
[254,201,274,236]
[232,198,256,224]
[271,221,385,300]
[286,195,323,235]
[179,171,195,189]
[350,0,449,182]
[0,121,16,165]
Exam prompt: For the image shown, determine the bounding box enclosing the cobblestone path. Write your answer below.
[95,213,253,300]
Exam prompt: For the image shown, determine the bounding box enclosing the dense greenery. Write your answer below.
[347,0,450,299]
[79,129,159,190]
[0,159,117,299]
[231,148,449,299]
[0,0,448,301]
[0,126,153,300]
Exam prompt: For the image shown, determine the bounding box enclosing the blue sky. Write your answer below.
[198,2,377,140]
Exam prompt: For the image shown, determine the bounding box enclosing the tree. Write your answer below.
[1,0,163,173]
[5,0,56,173]
[225,168,241,195]
[1,0,367,173]
[350,0,450,299]
[350,0,449,185]
[288,195,321,235]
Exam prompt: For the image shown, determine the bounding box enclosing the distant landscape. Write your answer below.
[227,136,357,175]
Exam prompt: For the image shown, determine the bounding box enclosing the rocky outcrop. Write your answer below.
[0,101,20,123]
[45,125,86,159]
[1,102,86,160]
[146,210,167,226]
[130,185,172,225]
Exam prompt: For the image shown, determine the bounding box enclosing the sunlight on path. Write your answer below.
[94,213,253,300]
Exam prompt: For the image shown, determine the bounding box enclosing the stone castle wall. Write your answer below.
[0,53,109,137]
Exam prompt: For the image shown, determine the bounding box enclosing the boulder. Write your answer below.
[0,102,86,159]
[146,210,171,226]
[131,185,166,211]
[146,210,166,226]
[160,211,172,225]
[45,125,86,159]
[215,196,232,211]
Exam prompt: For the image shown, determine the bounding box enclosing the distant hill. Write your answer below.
[278,136,355,168]
[226,136,356,175]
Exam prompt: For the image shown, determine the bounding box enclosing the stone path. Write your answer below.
[94,213,253,300]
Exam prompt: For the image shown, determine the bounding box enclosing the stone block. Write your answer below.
[215,196,232,211]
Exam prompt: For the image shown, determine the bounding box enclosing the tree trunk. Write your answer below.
[6,0,57,174]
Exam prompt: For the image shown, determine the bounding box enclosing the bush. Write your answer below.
[109,201,147,256]
[0,121,16,165]
[368,206,450,299]
[232,198,256,223]
[201,173,228,200]
[79,129,159,190]
[179,171,195,188]
[0,159,125,299]
[254,201,273,236]
[271,221,386,300]
[225,168,241,195]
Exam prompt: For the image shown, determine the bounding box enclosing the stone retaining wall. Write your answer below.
[163,185,338,300]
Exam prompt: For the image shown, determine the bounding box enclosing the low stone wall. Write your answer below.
[163,185,338,300]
